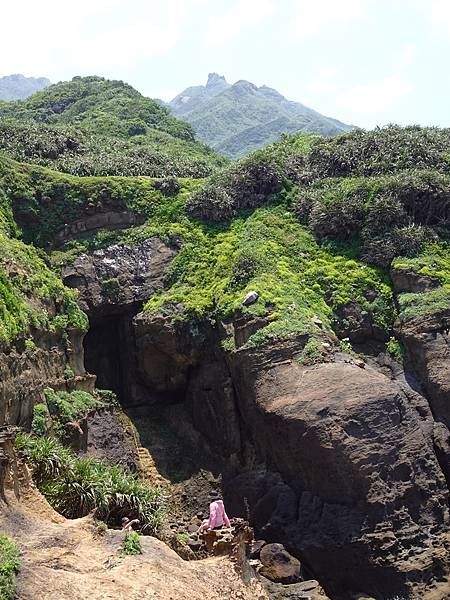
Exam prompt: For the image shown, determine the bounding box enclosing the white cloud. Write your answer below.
[288,0,375,40]
[336,75,412,114]
[0,0,199,79]
[205,0,275,45]
[317,42,415,116]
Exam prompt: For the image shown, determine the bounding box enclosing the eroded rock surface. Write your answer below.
[62,237,176,316]
[228,347,450,598]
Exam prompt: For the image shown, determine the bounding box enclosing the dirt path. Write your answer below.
[0,483,267,600]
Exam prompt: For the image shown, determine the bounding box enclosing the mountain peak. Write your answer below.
[0,73,51,101]
[206,73,227,88]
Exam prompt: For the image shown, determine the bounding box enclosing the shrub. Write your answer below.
[31,403,50,436]
[185,184,234,221]
[185,150,284,222]
[153,177,181,196]
[0,535,19,600]
[307,125,450,178]
[309,193,365,240]
[362,225,430,267]
[121,531,142,555]
[15,433,165,532]
[44,387,102,423]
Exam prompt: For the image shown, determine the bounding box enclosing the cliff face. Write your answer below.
[55,240,450,598]
[2,126,450,599]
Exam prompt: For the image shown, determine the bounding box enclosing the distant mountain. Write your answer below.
[0,74,50,100]
[168,73,353,158]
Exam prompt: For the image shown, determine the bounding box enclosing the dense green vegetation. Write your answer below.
[0,535,19,600]
[0,156,201,248]
[0,221,87,347]
[145,205,394,348]
[0,77,227,177]
[15,433,164,532]
[170,74,351,158]
[1,124,449,353]
[31,388,114,437]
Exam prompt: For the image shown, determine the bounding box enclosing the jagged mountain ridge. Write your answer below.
[169,73,353,157]
[0,74,50,100]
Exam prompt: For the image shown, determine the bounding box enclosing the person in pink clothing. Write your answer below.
[198,490,231,533]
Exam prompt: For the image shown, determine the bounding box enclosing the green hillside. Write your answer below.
[2,124,447,354]
[169,74,352,158]
[0,76,227,177]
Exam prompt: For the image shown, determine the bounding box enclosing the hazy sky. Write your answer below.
[1,0,448,129]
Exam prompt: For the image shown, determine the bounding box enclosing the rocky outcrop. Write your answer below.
[62,238,176,317]
[0,329,88,427]
[63,406,139,471]
[228,346,450,598]
[59,243,450,599]
[54,211,146,247]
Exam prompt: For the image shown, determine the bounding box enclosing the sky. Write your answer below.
[0,0,448,129]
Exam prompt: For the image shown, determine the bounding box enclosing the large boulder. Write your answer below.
[227,342,450,599]
[259,542,301,584]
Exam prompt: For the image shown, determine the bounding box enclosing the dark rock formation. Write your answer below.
[227,346,450,598]
[62,238,176,317]
[54,211,146,247]
[259,543,301,584]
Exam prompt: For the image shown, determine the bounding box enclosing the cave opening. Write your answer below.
[83,311,137,404]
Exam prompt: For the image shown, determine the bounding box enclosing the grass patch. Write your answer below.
[397,286,450,323]
[121,531,142,556]
[0,534,19,600]
[176,532,189,544]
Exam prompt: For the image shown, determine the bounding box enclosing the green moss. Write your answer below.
[397,286,450,323]
[297,337,323,365]
[44,388,104,424]
[145,206,395,347]
[0,534,19,600]
[386,337,406,363]
[392,243,450,285]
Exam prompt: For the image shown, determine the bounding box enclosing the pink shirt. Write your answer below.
[208,499,231,529]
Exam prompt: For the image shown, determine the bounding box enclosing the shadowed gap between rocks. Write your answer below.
[82,311,226,486]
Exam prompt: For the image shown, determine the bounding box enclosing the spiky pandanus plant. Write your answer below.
[15,433,165,533]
